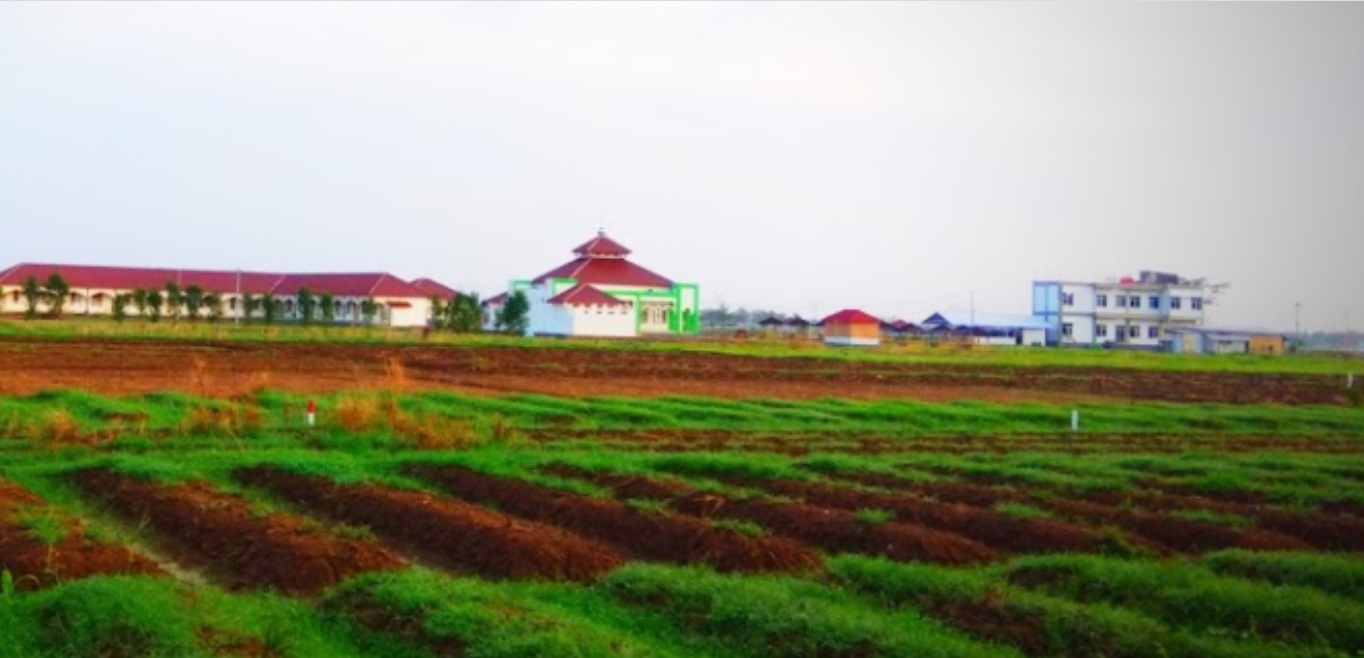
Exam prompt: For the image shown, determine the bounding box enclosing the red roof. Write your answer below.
[411,278,459,300]
[548,284,628,307]
[532,258,673,288]
[0,263,426,298]
[821,309,881,325]
[273,273,424,298]
[572,232,631,257]
[483,292,509,306]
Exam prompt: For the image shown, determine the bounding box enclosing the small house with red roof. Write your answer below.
[0,263,453,328]
[499,231,699,338]
[820,309,883,347]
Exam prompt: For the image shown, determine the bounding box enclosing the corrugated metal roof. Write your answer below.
[922,312,1048,330]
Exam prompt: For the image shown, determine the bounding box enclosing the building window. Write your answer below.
[1096,324,1108,338]
[1170,296,1182,310]
[1148,326,1160,339]
[1191,297,1203,310]
[1129,326,1140,338]
[1062,322,1073,337]
[1129,296,1141,309]
[1149,296,1160,309]
[1096,294,1107,308]
[1062,293,1074,307]
[1115,295,1126,308]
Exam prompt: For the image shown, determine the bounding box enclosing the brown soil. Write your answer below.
[1085,488,1364,552]
[673,493,1001,565]
[927,592,1053,657]
[1039,498,1312,554]
[543,465,999,565]
[405,464,821,574]
[235,466,623,581]
[533,430,1364,457]
[71,469,403,595]
[0,481,161,590]
[0,337,1345,404]
[733,478,1110,555]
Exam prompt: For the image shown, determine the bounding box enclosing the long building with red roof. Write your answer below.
[0,263,455,328]
[485,231,699,338]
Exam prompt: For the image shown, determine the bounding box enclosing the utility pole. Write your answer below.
[970,290,975,327]
[234,269,241,325]
[1294,302,1301,349]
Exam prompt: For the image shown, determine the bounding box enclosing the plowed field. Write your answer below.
[0,337,1348,404]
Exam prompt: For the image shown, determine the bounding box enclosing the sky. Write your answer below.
[2,2,1361,331]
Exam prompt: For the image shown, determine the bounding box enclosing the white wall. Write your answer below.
[570,305,635,337]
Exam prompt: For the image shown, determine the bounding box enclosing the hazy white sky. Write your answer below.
[2,2,1361,330]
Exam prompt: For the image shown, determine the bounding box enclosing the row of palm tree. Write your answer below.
[15,275,386,326]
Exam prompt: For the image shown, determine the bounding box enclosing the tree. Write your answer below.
[44,274,70,318]
[429,296,446,329]
[112,293,131,322]
[360,298,378,326]
[146,290,164,322]
[132,289,149,318]
[297,288,317,325]
[184,285,205,321]
[495,290,530,335]
[21,276,41,319]
[320,293,336,324]
[205,294,225,322]
[242,293,260,321]
[262,293,278,324]
[448,293,482,334]
[164,282,182,321]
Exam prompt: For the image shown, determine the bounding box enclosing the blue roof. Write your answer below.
[922,312,1048,330]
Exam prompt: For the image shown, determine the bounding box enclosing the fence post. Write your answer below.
[1071,409,1080,433]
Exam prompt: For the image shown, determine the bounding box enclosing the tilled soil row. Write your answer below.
[0,337,1347,404]
[1083,488,1364,552]
[817,471,1314,553]
[714,476,1115,556]
[530,430,1364,457]
[71,469,403,595]
[404,464,822,573]
[235,466,623,581]
[541,466,999,565]
[913,470,1358,552]
[0,481,161,589]
[672,493,1001,565]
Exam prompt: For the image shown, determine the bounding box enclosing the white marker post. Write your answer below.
[1071,409,1079,433]
[1349,373,1355,389]
[306,399,317,427]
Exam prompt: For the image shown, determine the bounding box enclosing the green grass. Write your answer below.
[1201,550,1364,604]
[2,385,1364,658]
[1004,555,1364,650]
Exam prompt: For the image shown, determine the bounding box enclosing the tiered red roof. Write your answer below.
[821,309,881,326]
[531,231,673,288]
[572,231,632,257]
[547,284,627,307]
[0,263,441,299]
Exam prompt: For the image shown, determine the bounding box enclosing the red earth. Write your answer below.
[235,466,623,582]
[0,337,1348,404]
[71,469,403,595]
[0,481,161,590]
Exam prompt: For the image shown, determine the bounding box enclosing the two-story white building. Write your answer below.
[1032,271,1208,348]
